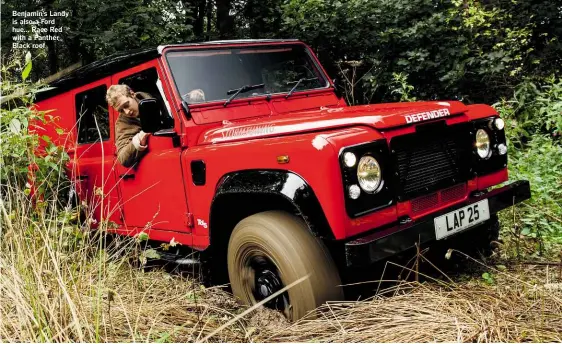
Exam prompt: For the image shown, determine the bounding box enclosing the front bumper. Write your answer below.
[345,180,531,267]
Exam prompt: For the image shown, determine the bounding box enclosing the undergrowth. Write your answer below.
[494,77,562,260]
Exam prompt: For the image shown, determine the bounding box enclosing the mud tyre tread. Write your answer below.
[227,210,343,321]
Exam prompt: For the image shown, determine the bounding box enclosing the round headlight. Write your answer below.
[343,152,357,167]
[497,143,507,155]
[348,184,361,199]
[475,129,491,159]
[357,155,382,193]
[494,118,505,130]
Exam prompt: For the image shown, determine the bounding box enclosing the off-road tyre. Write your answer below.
[474,214,500,257]
[227,210,344,321]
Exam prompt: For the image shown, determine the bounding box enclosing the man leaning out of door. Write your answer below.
[106,84,152,168]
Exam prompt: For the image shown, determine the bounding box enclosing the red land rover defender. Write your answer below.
[33,39,531,320]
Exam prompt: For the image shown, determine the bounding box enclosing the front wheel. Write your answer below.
[227,211,343,321]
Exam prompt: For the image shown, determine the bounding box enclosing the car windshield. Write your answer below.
[165,44,329,104]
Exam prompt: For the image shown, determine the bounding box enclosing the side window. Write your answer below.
[75,85,109,144]
[119,68,174,129]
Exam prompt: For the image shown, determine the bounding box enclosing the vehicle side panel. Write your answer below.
[183,130,344,243]
[34,77,122,225]
[110,60,192,235]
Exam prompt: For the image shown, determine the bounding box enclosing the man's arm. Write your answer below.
[115,121,147,168]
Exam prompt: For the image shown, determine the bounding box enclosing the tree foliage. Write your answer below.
[1,59,70,201]
[2,0,560,105]
[281,0,562,104]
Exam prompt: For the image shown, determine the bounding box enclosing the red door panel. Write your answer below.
[71,77,122,225]
[114,137,189,231]
[111,61,190,234]
[74,144,122,225]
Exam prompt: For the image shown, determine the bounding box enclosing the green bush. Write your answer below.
[281,0,562,105]
[1,57,70,206]
[495,77,562,146]
[504,135,562,255]
[494,78,562,258]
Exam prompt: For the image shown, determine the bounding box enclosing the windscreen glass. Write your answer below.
[166,45,329,104]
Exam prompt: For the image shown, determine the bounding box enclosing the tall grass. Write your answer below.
[2,183,561,342]
[0,183,258,342]
[0,69,250,342]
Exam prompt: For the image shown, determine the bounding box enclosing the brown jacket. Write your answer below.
[115,92,152,168]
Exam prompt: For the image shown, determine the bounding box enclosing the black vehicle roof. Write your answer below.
[35,39,300,102]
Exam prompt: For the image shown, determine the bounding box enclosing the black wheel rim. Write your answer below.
[247,255,290,313]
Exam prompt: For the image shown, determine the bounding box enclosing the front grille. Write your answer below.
[411,183,467,215]
[391,123,471,200]
[441,183,467,203]
[411,192,438,214]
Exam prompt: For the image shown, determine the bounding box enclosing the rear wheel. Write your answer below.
[60,181,87,225]
[227,210,343,321]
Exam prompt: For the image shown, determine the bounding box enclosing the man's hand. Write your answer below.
[139,131,151,146]
[132,131,151,151]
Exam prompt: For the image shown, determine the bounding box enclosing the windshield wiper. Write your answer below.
[224,83,265,107]
[285,77,320,99]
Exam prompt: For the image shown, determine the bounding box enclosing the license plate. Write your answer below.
[434,199,490,240]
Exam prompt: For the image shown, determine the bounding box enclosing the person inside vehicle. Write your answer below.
[183,89,205,103]
[106,84,152,168]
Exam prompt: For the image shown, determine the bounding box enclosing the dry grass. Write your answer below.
[257,276,562,342]
[1,186,561,343]
[0,185,258,342]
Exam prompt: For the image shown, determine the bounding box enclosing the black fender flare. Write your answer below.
[210,170,334,240]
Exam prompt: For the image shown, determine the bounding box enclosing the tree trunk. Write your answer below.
[38,0,58,74]
[216,0,234,39]
[184,0,196,39]
[184,0,206,39]
[206,0,212,40]
[46,40,58,74]
[194,0,205,38]
[62,1,81,63]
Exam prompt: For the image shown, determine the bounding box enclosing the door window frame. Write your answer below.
[75,84,110,144]
[110,60,181,133]
[71,77,115,151]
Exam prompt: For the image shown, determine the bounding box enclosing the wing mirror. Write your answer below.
[138,98,161,133]
[333,78,344,99]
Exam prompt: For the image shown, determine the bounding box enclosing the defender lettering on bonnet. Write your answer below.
[405,108,450,124]
[221,124,275,139]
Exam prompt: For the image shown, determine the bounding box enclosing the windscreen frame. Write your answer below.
[163,43,332,107]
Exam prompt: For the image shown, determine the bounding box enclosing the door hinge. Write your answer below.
[185,212,194,228]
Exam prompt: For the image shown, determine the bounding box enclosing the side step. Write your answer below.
[157,249,201,266]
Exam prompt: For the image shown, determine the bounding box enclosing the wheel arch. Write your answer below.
[206,170,334,282]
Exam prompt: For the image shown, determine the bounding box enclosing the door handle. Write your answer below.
[76,175,89,181]
[153,128,178,137]
[119,173,135,180]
